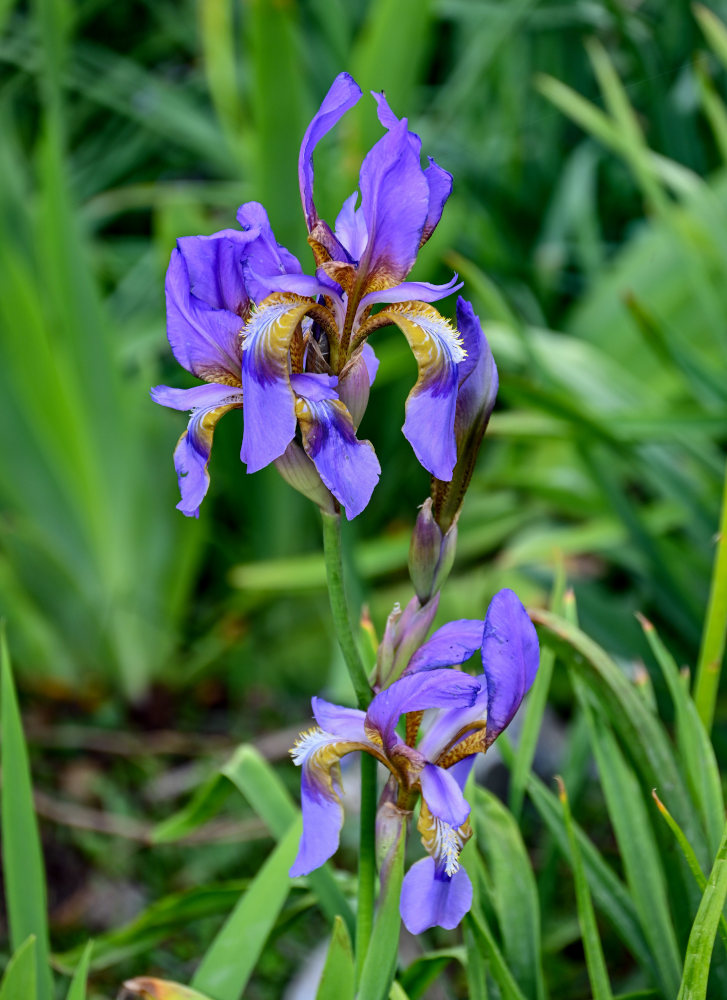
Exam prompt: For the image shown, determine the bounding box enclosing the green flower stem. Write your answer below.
[694,459,727,732]
[320,510,377,979]
[321,511,371,709]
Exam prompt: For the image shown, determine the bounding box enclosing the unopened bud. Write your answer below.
[338,344,379,429]
[273,440,336,514]
[409,499,459,602]
[376,777,411,887]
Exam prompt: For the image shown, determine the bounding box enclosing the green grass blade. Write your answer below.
[466,909,528,1000]
[316,916,355,1000]
[557,778,614,1000]
[0,628,52,1000]
[693,460,727,732]
[638,613,724,857]
[190,818,301,1000]
[578,694,682,997]
[64,941,93,1000]
[357,825,405,1000]
[694,3,727,70]
[473,787,545,1000]
[0,937,36,1000]
[677,818,727,1000]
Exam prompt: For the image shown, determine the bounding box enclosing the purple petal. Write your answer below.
[358,119,430,290]
[290,765,344,877]
[335,191,368,262]
[420,763,470,828]
[176,230,255,315]
[165,249,243,382]
[312,696,368,743]
[371,92,452,248]
[240,296,316,472]
[481,589,540,746]
[151,383,242,517]
[454,298,499,444]
[299,74,363,232]
[365,668,480,750]
[421,157,453,246]
[295,396,380,519]
[400,858,473,933]
[407,619,484,673]
[355,274,463,324]
[290,373,339,402]
[361,343,379,386]
[234,202,302,302]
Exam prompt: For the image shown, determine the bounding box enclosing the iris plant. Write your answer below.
[152,72,475,519]
[289,589,539,933]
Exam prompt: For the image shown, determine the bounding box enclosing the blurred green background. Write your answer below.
[1,0,727,993]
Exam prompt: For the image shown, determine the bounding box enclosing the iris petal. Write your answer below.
[151,383,243,517]
[419,763,470,828]
[400,857,473,933]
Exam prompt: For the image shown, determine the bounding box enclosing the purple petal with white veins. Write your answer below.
[240,296,316,472]
[295,395,380,519]
[151,383,243,517]
[299,74,363,232]
[420,763,470,828]
[335,191,368,262]
[400,858,473,933]
[177,230,256,315]
[165,249,243,382]
[311,696,368,744]
[481,588,540,745]
[358,119,430,290]
[365,668,480,750]
[355,274,463,324]
[407,619,484,673]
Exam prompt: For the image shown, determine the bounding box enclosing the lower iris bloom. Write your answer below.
[289,589,539,933]
[153,73,487,520]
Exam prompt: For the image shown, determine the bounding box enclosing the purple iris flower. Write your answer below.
[289,589,539,934]
[153,73,482,517]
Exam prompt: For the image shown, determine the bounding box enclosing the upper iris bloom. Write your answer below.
[153,73,475,519]
[289,589,539,933]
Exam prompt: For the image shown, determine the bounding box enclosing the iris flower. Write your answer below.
[153,73,482,519]
[289,589,539,933]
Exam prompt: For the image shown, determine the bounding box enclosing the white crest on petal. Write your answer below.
[290,726,338,766]
[417,799,469,877]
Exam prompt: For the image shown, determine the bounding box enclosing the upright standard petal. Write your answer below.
[176,230,256,315]
[357,119,430,291]
[151,383,243,517]
[406,619,484,674]
[165,249,244,383]
[294,393,381,519]
[365,668,480,750]
[240,294,319,472]
[400,857,473,933]
[362,302,464,479]
[481,589,540,746]
[234,202,302,302]
[335,191,368,262]
[299,74,362,233]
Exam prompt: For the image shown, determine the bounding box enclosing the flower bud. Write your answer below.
[409,498,459,603]
[337,344,379,429]
[376,593,440,687]
[273,439,336,514]
[376,776,411,888]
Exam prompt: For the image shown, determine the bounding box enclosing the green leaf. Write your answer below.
[557,778,614,1000]
[0,628,52,1000]
[64,941,93,1000]
[315,916,355,1000]
[638,614,724,858]
[578,693,681,998]
[466,909,528,1000]
[191,818,301,1000]
[358,825,405,1000]
[473,788,545,1000]
[150,773,232,845]
[694,3,727,71]
[693,461,727,732]
[0,936,37,1000]
[677,818,727,999]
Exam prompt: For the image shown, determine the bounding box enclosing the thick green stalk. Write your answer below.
[320,510,377,978]
[694,460,727,731]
